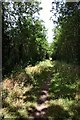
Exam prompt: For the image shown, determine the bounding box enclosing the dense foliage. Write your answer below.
[1,1,80,119]
[51,1,80,64]
[2,1,49,76]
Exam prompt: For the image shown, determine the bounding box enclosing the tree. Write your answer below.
[51,1,80,64]
[2,1,49,76]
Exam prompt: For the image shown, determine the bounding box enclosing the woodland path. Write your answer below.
[29,74,51,119]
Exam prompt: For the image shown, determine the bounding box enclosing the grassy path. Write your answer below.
[1,60,80,119]
[31,73,51,119]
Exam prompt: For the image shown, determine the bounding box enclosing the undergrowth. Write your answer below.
[1,60,80,119]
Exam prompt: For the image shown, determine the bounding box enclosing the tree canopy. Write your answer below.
[2,1,49,76]
[51,1,80,64]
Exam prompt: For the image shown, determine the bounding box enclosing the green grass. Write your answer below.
[1,60,80,119]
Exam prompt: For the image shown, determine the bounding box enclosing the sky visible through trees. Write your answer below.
[37,0,54,43]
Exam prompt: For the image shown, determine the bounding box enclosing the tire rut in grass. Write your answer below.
[30,76,51,119]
